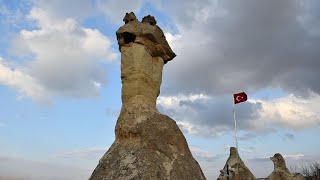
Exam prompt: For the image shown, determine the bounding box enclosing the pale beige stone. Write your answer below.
[266,153,303,180]
[89,12,205,180]
[217,147,255,180]
[120,43,163,108]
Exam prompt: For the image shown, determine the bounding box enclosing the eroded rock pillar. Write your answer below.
[120,43,163,108]
[217,147,256,180]
[89,12,205,180]
[266,153,303,180]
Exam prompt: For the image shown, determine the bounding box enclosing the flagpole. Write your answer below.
[232,93,239,174]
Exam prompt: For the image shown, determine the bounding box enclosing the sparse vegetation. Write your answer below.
[290,162,320,180]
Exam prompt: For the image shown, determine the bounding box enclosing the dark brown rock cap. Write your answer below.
[116,12,176,64]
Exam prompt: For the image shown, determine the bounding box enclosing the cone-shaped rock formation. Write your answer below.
[89,12,205,180]
[266,153,303,180]
[217,147,255,180]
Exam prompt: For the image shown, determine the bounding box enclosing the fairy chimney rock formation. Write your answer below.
[116,12,175,109]
[89,12,205,180]
[266,153,303,180]
[217,147,255,180]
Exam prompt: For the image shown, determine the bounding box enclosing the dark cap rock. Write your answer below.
[116,12,176,63]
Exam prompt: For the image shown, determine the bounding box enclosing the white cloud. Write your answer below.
[4,7,118,103]
[31,0,94,19]
[157,93,254,137]
[0,60,49,103]
[283,154,305,160]
[18,7,117,61]
[96,0,143,24]
[157,93,228,136]
[177,121,229,137]
[164,33,181,46]
[157,93,320,137]
[251,94,320,130]
[157,0,320,97]
[189,146,227,180]
[157,93,210,107]
[190,146,222,162]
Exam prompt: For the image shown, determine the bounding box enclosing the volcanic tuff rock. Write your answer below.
[266,153,304,180]
[89,12,205,180]
[116,13,176,64]
[217,147,255,180]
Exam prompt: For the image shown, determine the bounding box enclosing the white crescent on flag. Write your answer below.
[236,95,243,101]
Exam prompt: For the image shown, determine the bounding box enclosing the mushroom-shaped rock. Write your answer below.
[217,147,255,180]
[89,12,205,180]
[266,153,303,180]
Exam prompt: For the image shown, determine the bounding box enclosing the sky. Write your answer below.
[0,0,320,179]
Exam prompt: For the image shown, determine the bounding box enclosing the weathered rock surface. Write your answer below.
[217,147,255,180]
[89,12,205,180]
[266,153,304,180]
[116,14,176,64]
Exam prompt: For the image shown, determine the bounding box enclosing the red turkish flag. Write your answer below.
[233,92,247,104]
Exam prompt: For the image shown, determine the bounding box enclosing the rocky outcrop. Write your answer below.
[89,12,205,180]
[217,147,255,180]
[266,153,304,180]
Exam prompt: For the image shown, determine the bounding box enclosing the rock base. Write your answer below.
[89,112,205,180]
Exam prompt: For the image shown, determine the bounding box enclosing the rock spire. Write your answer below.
[266,153,304,180]
[217,147,255,180]
[89,12,205,180]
